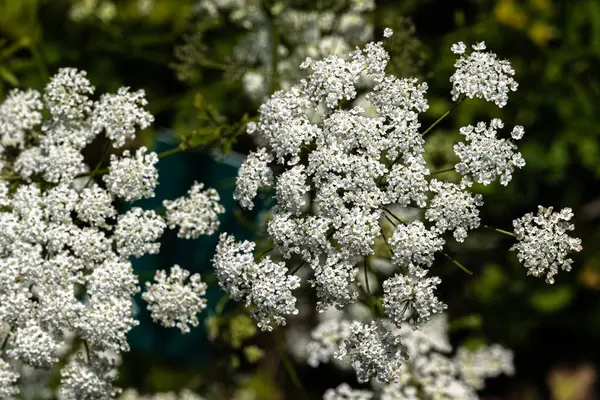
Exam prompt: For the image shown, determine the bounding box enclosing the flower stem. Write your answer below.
[441,251,473,275]
[430,166,456,175]
[215,293,230,316]
[482,224,517,238]
[421,95,466,137]
[276,330,304,390]
[290,261,306,275]
[382,206,407,225]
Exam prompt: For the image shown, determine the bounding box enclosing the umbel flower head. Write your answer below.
[0,68,223,397]
[511,206,582,284]
[222,30,581,385]
[317,314,514,398]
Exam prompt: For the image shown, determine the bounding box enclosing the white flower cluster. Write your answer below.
[382,274,447,325]
[450,41,518,107]
[163,182,225,239]
[0,358,19,398]
[511,206,582,284]
[454,119,526,187]
[455,344,515,390]
[319,315,514,399]
[324,383,373,400]
[142,265,208,333]
[212,233,301,331]
[425,180,483,243]
[335,320,408,383]
[387,221,445,277]
[0,69,222,397]
[223,32,550,383]
[306,317,353,368]
[187,0,375,100]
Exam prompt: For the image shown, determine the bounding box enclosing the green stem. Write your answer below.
[1,329,11,353]
[256,244,274,259]
[382,206,407,225]
[276,330,304,390]
[441,251,473,275]
[363,257,378,320]
[83,340,91,364]
[430,166,456,175]
[290,261,306,275]
[84,142,111,188]
[482,224,517,238]
[158,142,188,159]
[26,40,49,82]
[421,95,466,137]
[215,293,230,316]
[264,2,280,94]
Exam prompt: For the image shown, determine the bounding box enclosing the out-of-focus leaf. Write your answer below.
[0,65,19,86]
[529,285,574,313]
[243,345,265,363]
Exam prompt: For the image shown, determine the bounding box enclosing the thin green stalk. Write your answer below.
[26,40,50,82]
[84,142,111,188]
[441,251,473,275]
[430,166,456,175]
[158,142,188,159]
[83,340,91,364]
[276,330,304,390]
[256,244,274,259]
[382,206,407,225]
[482,224,517,238]
[1,329,11,353]
[421,95,466,137]
[215,293,230,316]
[363,257,378,320]
[290,261,306,275]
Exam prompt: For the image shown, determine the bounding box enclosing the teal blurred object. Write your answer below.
[126,132,254,365]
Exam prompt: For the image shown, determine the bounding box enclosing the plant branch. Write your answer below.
[441,251,473,275]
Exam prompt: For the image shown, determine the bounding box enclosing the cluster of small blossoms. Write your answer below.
[324,383,373,400]
[450,41,518,108]
[142,265,208,333]
[163,182,225,239]
[454,119,526,187]
[319,314,514,399]
[226,29,582,385]
[0,69,222,397]
[212,233,301,331]
[179,0,374,100]
[511,206,582,284]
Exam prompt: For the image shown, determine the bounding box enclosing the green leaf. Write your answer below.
[0,65,19,86]
[243,345,265,363]
[529,285,574,313]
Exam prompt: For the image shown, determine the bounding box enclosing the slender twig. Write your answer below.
[290,261,306,275]
[430,166,456,175]
[256,244,274,259]
[441,251,473,275]
[84,142,111,188]
[363,257,378,320]
[421,95,466,137]
[83,340,91,364]
[215,293,230,316]
[1,329,12,353]
[482,224,517,238]
[382,206,407,225]
[276,330,304,390]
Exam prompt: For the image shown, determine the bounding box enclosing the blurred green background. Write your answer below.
[1,0,599,398]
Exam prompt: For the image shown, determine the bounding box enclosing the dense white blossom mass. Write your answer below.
[0,68,223,397]
[222,32,581,388]
[512,206,582,284]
